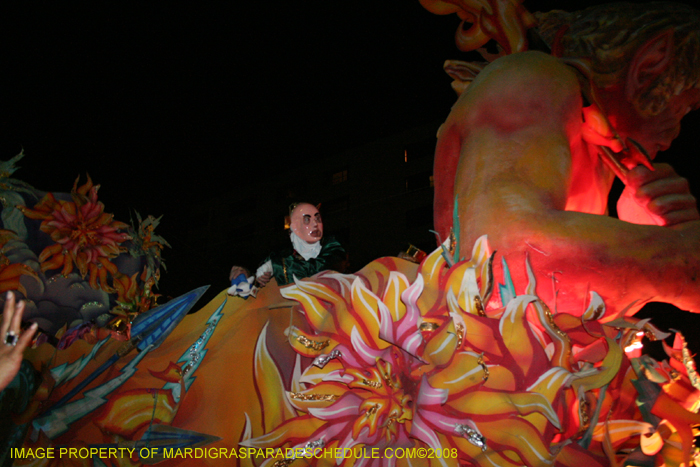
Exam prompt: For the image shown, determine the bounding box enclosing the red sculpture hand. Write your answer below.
[618,163,699,227]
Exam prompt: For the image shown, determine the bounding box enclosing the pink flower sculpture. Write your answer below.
[240,236,700,467]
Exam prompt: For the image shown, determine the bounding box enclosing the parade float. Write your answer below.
[3,0,700,466]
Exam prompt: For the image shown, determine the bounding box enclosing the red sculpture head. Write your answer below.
[538,2,700,159]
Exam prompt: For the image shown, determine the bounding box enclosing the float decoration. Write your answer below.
[30,286,208,441]
[0,151,37,240]
[126,211,169,289]
[0,229,40,297]
[109,213,170,335]
[18,174,131,292]
[0,154,169,343]
[6,235,699,467]
[419,0,536,55]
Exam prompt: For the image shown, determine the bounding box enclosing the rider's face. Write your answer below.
[290,204,323,243]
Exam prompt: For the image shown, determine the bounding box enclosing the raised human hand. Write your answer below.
[1,292,38,392]
[617,163,699,227]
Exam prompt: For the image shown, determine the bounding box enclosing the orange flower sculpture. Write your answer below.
[241,236,700,467]
[18,175,131,293]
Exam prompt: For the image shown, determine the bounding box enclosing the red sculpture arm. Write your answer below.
[434,51,700,316]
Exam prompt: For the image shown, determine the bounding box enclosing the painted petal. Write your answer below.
[449,390,559,429]
[553,443,607,467]
[458,267,484,316]
[411,412,451,467]
[294,276,348,304]
[399,330,424,357]
[377,300,396,345]
[62,201,78,218]
[350,278,384,349]
[423,319,458,368]
[254,322,297,432]
[462,312,503,359]
[88,263,100,290]
[290,354,305,394]
[428,351,487,396]
[524,251,538,296]
[473,450,523,467]
[75,250,89,277]
[97,256,119,274]
[240,412,253,444]
[80,200,100,220]
[571,337,622,393]
[418,238,449,286]
[470,235,494,301]
[352,397,393,439]
[241,415,325,449]
[299,359,342,386]
[499,294,549,381]
[482,365,517,392]
[381,271,410,322]
[530,300,572,370]
[40,252,64,274]
[591,420,655,448]
[650,391,700,467]
[94,212,114,227]
[478,418,555,466]
[309,392,363,421]
[319,272,357,297]
[526,367,572,409]
[445,264,483,316]
[321,369,354,385]
[38,243,63,263]
[397,274,424,338]
[281,280,339,334]
[400,272,423,310]
[330,344,366,370]
[582,291,606,322]
[336,422,382,456]
[60,252,74,276]
[416,376,449,407]
[416,240,452,315]
[350,326,384,366]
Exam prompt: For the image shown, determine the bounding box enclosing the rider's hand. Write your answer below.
[255,272,272,287]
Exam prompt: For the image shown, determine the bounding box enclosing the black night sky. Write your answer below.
[3,1,464,298]
[3,1,700,350]
[3,2,460,207]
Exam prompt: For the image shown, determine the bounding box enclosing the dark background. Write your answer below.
[3,1,699,354]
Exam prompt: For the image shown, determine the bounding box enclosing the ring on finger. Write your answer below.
[4,331,18,346]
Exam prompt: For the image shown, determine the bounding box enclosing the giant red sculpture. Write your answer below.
[430,0,700,317]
